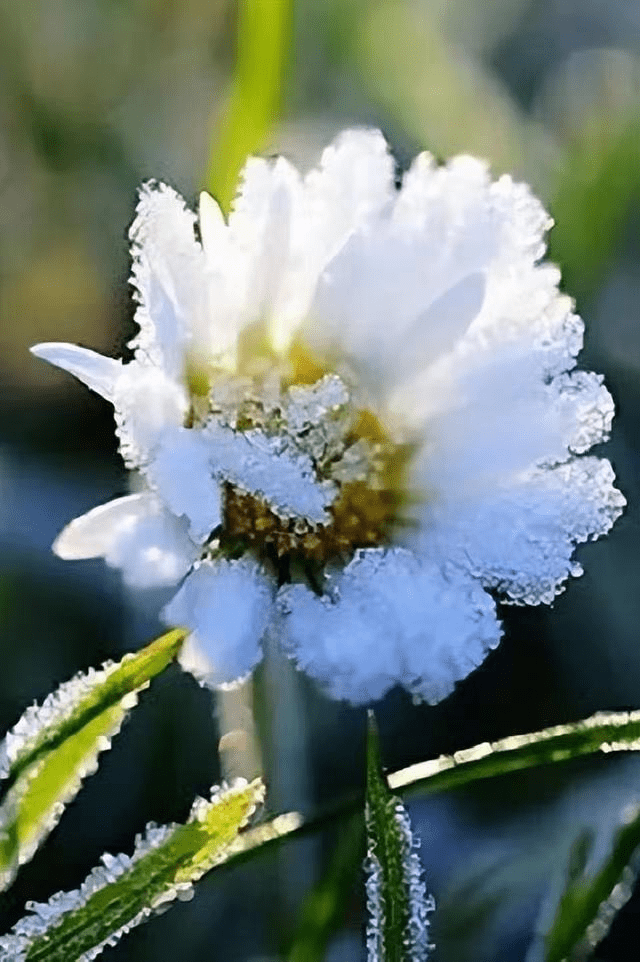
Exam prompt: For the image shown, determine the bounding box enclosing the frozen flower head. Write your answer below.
[32,129,625,704]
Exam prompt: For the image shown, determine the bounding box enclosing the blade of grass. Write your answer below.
[0,779,264,962]
[0,629,186,889]
[206,0,293,214]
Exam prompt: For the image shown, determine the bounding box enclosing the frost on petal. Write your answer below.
[30,344,121,401]
[203,422,337,524]
[271,128,395,349]
[147,428,223,543]
[53,493,197,589]
[404,344,617,487]
[113,361,188,467]
[279,548,501,704]
[228,156,302,324]
[422,457,626,605]
[162,558,274,686]
[128,182,210,375]
[307,214,492,393]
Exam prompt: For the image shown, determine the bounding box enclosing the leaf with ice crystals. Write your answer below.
[204,422,336,523]
[388,710,640,798]
[527,801,640,962]
[0,779,263,962]
[365,712,434,962]
[0,629,186,890]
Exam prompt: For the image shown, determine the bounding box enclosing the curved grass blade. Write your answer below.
[388,710,640,797]
[194,710,640,880]
[0,628,186,890]
[286,814,365,962]
[0,778,264,962]
[527,804,640,962]
[365,712,434,962]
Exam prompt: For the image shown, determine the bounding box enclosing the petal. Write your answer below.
[30,343,121,401]
[203,422,336,525]
[128,182,209,375]
[146,427,222,543]
[403,345,616,489]
[113,360,188,468]
[279,548,502,704]
[162,558,274,686]
[419,457,626,605]
[270,128,395,349]
[228,156,302,324]
[54,492,198,588]
[198,191,227,258]
[307,220,491,395]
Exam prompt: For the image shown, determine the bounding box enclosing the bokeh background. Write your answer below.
[1,0,640,959]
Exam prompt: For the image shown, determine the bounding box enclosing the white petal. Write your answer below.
[228,156,302,323]
[405,345,616,490]
[400,271,486,376]
[54,492,198,588]
[162,558,274,686]
[198,191,227,258]
[279,548,501,704]
[128,182,208,375]
[203,422,336,525]
[420,457,626,605]
[270,128,395,349]
[146,428,222,543]
[113,360,188,468]
[307,217,492,394]
[30,344,121,401]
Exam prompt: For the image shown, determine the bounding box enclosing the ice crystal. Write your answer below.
[0,781,261,962]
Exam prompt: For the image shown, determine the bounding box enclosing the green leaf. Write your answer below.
[388,710,640,798]
[286,814,365,962]
[528,808,640,962]
[206,0,293,214]
[195,711,640,882]
[365,712,434,962]
[0,628,186,890]
[0,779,264,962]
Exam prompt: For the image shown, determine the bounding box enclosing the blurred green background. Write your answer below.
[1,0,640,959]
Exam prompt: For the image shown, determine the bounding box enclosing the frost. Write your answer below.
[162,558,274,686]
[0,781,260,962]
[364,799,435,962]
[204,422,337,524]
[280,548,501,704]
[0,660,126,782]
[392,803,436,961]
[364,852,385,962]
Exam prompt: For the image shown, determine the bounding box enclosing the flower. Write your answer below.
[32,129,625,704]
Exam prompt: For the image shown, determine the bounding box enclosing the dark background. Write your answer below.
[1,0,640,959]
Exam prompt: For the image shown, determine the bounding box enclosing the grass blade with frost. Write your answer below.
[527,803,640,962]
[0,778,264,962]
[0,628,186,889]
[388,711,640,797]
[365,712,434,962]
[184,711,640,881]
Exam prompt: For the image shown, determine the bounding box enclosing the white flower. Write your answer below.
[32,129,625,704]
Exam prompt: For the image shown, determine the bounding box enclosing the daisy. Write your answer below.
[32,129,625,704]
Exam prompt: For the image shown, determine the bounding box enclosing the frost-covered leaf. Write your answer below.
[0,628,186,890]
[0,778,264,962]
[388,710,640,797]
[365,712,434,962]
[527,805,640,962]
